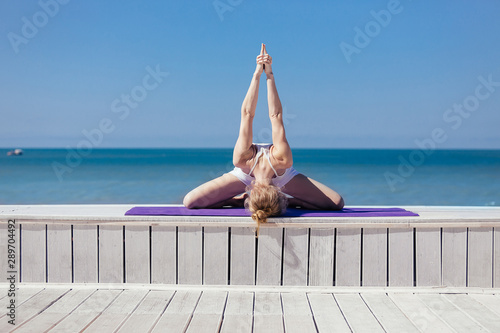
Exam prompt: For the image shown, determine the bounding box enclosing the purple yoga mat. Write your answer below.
[125,206,419,217]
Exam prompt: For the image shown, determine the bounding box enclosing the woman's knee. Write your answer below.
[333,196,345,210]
[183,191,197,209]
[319,195,344,210]
[184,189,212,209]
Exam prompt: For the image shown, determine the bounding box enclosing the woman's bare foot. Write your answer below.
[256,43,272,76]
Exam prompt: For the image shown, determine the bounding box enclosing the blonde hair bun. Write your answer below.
[252,209,269,222]
[246,183,288,237]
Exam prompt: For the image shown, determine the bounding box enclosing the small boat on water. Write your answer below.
[7,148,23,156]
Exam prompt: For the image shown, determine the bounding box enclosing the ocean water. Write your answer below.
[0,148,499,206]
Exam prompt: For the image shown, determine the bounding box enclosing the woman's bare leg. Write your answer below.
[233,44,268,167]
[283,174,344,210]
[183,173,246,208]
[262,45,293,164]
[205,192,248,208]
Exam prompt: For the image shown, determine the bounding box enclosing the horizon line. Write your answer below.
[1,146,499,151]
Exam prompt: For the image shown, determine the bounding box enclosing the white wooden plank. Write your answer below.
[73,225,98,283]
[189,291,227,314]
[178,226,202,284]
[334,293,384,332]
[283,311,316,332]
[99,225,123,283]
[20,223,46,282]
[389,293,454,332]
[281,292,317,333]
[204,227,228,285]
[185,291,227,332]
[418,293,487,332]
[254,292,284,333]
[230,227,256,285]
[495,228,500,288]
[84,289,149,333]
[282,228,308,286]
[221,315,253,333]
[47,224,72,283]
[442,228,467,287]
[468,227,493,288]
[254,315,284,333]
[49,289,121,332]
[223,291,254,315]
[117,290,173,332]
[361,293,419,332]
[6,287,43,306]
[307,293,351,332]
[362,228,387,286]
[416,228,441,286]
[220,291,254,333]
[308,228,334,286]
[4,205,500,229]
[0,288,71,332]
[444,294,500,332]
[254,292,282,315]
[256,227,283,286]
[151,290,201,332]
[14,289,95,333]
[125,225,150,283]
[470,294,500,317]
[389,229,413,286]
[151,225,176,284]
[281,293,312,316]
[187,314,225,332]
[335,228,361,286]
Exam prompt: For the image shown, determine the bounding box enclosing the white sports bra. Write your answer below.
[229,143,299,188]
[248,143,278,176]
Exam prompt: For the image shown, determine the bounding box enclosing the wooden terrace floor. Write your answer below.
[2,285,500,332]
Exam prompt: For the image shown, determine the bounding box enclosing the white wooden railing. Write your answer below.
[1,205,500,288]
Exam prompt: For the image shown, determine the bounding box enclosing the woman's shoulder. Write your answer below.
[233,144,257,169]
[269,145,293,169]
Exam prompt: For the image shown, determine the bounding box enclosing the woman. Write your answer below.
[183,44,344,231]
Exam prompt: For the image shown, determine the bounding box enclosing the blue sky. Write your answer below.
[1,0,499,149]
